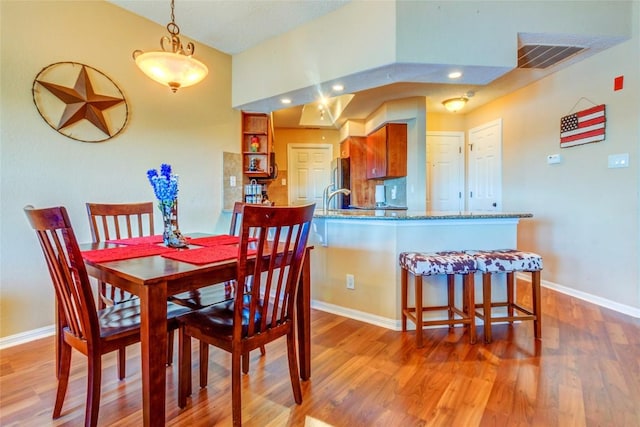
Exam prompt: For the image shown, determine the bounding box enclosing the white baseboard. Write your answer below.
[311,300,402,330]
[516,272,640,318]
[0,324,55,350]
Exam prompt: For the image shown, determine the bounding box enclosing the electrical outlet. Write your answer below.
[346,274,355,290]
[230,176,236,187]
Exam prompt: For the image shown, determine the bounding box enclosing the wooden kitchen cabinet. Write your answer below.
[242,111,272,179]
[366,123,407,179]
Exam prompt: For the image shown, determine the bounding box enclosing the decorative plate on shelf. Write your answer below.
[32,61,129,143]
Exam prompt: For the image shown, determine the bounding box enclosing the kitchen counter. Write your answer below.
[309,210,533,330]
[314,209,532,220]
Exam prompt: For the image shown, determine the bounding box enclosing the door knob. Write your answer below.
[492,202,497,207]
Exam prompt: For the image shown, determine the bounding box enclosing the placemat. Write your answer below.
[106,235,165,245]
[188,234,240,247]
[161,245,256,265]
[82,245,175,263]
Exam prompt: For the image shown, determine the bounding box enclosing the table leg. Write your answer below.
[297,248,312,380]
[139,282,168,427]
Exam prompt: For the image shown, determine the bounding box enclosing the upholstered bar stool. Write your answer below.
[467,249,543,343]
[400,251,477,348]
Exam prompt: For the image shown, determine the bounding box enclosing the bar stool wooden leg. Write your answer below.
[482,272,492,343]
[447,274,455,329]
[415,273,423,348]
[507,272,515,320]
[464,274,476,344]
[401,267,408,332]
[532,270,542,339]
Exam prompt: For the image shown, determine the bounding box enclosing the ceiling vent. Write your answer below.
[518,44,585,69]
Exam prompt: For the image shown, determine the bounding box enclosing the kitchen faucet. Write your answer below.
[323,183,351,213]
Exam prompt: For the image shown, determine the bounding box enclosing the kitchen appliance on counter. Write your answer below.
[331,158,350,209]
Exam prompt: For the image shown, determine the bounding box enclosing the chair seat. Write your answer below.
[98,298,192,340]
[399,251,477,275]
[177,295,263,338]
[169,282,234,309]
[466,249,543,273]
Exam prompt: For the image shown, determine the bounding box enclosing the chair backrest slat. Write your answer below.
[25,206,99,345]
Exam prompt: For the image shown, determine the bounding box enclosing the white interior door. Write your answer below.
[287,144,333,206]
[426,131,465,211]
[468,119,502,211]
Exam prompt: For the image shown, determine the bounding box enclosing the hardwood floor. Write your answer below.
[1,279,639,426]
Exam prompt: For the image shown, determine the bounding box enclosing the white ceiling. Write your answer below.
[110,0,626,129]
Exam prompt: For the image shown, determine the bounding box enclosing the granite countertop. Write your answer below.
[313,209,533,220]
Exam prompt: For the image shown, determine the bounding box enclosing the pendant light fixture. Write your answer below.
[132,0,208,93]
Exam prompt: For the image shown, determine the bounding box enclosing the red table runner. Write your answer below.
[161,245,256,265]
[82,245,175,263]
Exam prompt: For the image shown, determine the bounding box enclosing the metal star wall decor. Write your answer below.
[32,62,129,142]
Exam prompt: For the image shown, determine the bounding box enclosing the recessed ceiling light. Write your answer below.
[280,98,292,104]
[448,71,462,79]
[332,84,344,92]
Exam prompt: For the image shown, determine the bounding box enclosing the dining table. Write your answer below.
[81,233,313,427]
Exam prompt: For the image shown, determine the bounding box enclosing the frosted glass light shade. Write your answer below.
[442,97,468,113]
[134,51,208,93]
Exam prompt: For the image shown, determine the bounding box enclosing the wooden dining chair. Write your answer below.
[24,205,191,427]
[86,202,155,308]
[177,203,315,426]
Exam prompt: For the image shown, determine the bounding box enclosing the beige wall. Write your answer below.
[0,1,238,337]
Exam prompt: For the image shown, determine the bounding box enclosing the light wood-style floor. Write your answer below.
[1,279,639,426]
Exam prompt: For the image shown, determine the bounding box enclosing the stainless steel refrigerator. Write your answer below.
[331,157,350,209]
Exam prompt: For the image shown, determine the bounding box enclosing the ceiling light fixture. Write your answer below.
[132,0,208,93]
[281,98,292,104]
[332,84,344,92]
[448,71,462,79]
[442,97,468,113]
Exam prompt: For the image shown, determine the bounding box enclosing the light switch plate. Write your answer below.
[547,154,562,164]
[608,153,629,168]
[230,176,236,186]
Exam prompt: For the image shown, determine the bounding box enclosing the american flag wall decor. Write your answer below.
[560,104,606,148]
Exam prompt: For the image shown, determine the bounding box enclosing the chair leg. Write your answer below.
[53,341,72,419]
[117,347,126,380]
[415,273,424,348]
[178,327,192,408]
[199,341,209,388]
[231,349,243,427]
[242,352,250,374]
[401,267,408,331]
[532,270,542,339]
[167,331,174,366]
[464,274,477,344]
[483,273,493,343]
[286,329,303,404]
[260,345,266,355]
[85,353,102,427]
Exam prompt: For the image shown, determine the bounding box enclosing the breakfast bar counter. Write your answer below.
[309,210,533,330]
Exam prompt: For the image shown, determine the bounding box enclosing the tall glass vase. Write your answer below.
[160,200,187,248]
